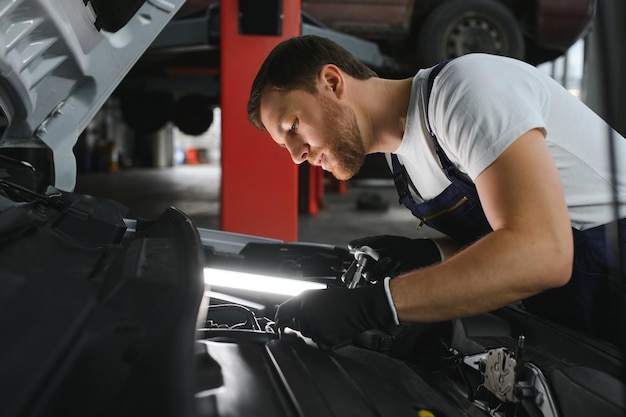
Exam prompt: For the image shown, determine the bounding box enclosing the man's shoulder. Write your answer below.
[450,53,535,70]
[431,53,543,103]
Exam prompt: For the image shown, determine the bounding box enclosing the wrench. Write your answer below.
[342,245,380,289]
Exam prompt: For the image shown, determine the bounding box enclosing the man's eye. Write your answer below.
[290,120,298,132]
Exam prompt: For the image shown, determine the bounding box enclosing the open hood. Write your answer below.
[0,0,185,191]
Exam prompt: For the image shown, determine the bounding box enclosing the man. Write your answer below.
[247,35,626,348]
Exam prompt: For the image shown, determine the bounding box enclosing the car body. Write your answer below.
[1,1,623,417]
[300,0,596,68]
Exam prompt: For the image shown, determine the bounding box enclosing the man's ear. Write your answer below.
[319,64,345,98]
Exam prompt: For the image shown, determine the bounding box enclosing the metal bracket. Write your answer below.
[462,346,559,417]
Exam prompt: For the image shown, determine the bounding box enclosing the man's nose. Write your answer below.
[286,140,309,164]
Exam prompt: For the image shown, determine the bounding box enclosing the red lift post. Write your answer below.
[220,0,301,241]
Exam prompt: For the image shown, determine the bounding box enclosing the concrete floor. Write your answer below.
[74,164,436,248]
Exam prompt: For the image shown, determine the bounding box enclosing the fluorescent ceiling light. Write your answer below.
[204,267,327,296]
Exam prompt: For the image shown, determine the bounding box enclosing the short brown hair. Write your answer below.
[247,35,377,131]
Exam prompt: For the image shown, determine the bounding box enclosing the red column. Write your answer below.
[308,165,323,215]
[220,0,301,241]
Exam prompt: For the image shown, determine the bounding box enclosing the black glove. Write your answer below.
[274,279,397,350]
[348,235,441,282]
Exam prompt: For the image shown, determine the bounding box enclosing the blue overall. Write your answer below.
[391,61,626,343]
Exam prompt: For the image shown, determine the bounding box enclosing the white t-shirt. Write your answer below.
[391,53,626,230]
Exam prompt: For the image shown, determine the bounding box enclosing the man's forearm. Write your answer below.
[431,236,462,260]
[390,228,572,322]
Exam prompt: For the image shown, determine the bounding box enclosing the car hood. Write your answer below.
[0,0,185,191]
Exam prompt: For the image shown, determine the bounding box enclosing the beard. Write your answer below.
[319,94,366,181]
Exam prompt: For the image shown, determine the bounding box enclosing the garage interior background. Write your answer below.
[73,0,625,246]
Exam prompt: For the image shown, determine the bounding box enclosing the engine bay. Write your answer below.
[0,182,624,417]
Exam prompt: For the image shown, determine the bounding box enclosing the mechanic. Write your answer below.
[246,35,626,348]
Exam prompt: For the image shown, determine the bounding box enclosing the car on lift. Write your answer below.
[122,0,596,137]
[299,0,597,71]
[179,0,597,71]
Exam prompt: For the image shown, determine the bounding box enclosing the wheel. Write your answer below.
[119,90,173,134]
[416,0,525,67]
[172,94,215,136]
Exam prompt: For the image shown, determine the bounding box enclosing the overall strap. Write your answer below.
[425,60,450,115]
[391,59,453,205]
[391,59,493,245]
[424,59,456,173]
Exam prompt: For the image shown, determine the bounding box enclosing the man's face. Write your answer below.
[260,86,366,181]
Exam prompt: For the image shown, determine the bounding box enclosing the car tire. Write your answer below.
[120,91,173,134]
[172,94,214,136]
[416,0,525,67]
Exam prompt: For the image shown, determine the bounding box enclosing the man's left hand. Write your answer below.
[274,279,398,350]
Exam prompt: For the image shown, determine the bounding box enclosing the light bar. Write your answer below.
[204,267,327,296]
